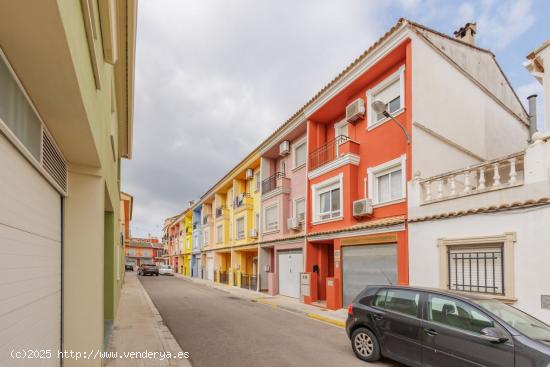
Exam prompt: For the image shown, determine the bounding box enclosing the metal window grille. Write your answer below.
[448,246,504,295]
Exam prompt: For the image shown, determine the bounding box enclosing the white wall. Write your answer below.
[409,207,550,324]
[411,33,529,178]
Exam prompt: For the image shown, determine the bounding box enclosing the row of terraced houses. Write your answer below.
[163,19,550,323]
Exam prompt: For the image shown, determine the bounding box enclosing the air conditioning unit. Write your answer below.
[245,168,254,180]
[346,98,365,123]
[353,198,373,217]
[279,140,290,156]
[249,229,258,238]
[287,217,301,230]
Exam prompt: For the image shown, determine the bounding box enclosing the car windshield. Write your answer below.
[475,299,550,341]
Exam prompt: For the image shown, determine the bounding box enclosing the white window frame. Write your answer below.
[263,203,279,233]
[366,65,405,131]
[235,216,245,240]
[367,155,406,207]
[292,137,307,170]
[438,233,516,301]
[293,197,306,223]
[311,173,344,224]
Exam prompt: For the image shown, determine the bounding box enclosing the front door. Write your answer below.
[372,288,423,367]
[421,294,514,367]
[278,250,303,298]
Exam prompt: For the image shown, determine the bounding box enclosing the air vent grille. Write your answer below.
[41,129,67,193]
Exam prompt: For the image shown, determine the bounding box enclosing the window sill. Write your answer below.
[448,290,517,304]
[367,108,405,132]
[312,216,343,225]
[263,229,280,235]
[372,197,406,208]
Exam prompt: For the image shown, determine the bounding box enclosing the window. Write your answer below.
[204,229,209,245]
[280,159,286,175]
[367,155,406,206]
[294,197,305,222]
[216,225,223,244]
[264,205,278,232]
[255,213,260,232]
[366,66,405,129]
[376,169,403,203]
[312,174,343,223]
[254,172,261,192]
[293,140,307,168]
[0,51,42,159]
[448,246,504,295]
[372,289,388,308]
[383,289,420,317]
[428,295,494,334]
[236,217,245,240]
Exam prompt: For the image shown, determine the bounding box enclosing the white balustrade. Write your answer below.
[420,153,524,204]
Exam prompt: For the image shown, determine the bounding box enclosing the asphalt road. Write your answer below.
[140,276,402,367]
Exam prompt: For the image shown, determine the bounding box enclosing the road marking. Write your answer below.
[253,298,278,308]
[306,313,345,328]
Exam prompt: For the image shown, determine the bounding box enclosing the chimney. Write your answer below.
[527,94,538,142]
[454,22,477,45]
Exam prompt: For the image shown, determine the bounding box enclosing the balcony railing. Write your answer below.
[308,135,350,171]
[262,172,285,194]
[233,192,252,209]
[420,152,525,204]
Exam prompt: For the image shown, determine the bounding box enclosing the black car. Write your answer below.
[125,263,134,271]
[346,286,550,366]
[138,264,159,276]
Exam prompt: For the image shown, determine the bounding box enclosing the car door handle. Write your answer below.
[373,315,384,321]
[424,328,438,336]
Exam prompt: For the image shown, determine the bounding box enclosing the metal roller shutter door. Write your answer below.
[0,133,61,366]
[342,244,397,307]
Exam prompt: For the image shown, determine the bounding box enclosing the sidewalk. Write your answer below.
[173,273,348,328]
[105,274,191,367]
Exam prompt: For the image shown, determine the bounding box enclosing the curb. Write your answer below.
[306,313,346,328]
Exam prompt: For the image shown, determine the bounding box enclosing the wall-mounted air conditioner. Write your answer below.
[245,168,254,180]
[353,198,373,217]
[346,98,365,123]
[279,140,290,156]
[287,217,301,230]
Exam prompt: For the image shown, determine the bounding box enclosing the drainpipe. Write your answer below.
[528,94,538,143]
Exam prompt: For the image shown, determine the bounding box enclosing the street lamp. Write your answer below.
[371,100,410,144]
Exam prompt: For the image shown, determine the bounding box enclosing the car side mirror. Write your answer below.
[480,327,508,344]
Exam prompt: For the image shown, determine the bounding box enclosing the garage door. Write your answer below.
[0,133,61,365]
[342,244,397,306]
[278,250,303,298]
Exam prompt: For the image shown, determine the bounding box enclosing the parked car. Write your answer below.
[125,263,134,271]
[138,264,159,276]
[158,264,174,276]
[346,286,550,366]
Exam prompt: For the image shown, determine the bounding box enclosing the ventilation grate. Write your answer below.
[41,129,67,193]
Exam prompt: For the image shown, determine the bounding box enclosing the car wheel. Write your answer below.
[351,327,380,362]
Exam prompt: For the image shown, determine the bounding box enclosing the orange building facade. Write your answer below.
[304,40,412,310]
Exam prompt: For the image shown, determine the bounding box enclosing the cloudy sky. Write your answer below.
[122,0,549,238]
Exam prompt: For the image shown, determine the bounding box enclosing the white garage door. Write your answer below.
[0,133,61,366]
[278,250,303,298]
[342,244,397,307]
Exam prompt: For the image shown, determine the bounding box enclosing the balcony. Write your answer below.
[420,152,525,204]
[233,193,253,213]
[262,172,290,199]
[308,135,360,174]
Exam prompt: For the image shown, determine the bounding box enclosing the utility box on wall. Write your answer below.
[301,272,318,304]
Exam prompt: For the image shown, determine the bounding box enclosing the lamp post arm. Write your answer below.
[384,112,411,144]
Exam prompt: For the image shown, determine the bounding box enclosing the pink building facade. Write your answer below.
[259,123,308,299]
